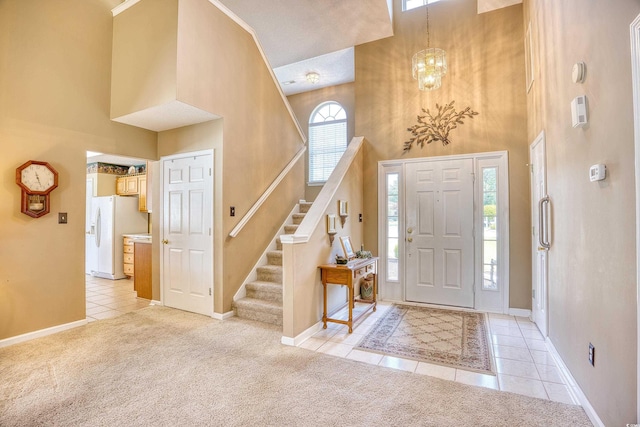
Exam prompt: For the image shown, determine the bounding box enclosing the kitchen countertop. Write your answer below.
[123,233,152,242]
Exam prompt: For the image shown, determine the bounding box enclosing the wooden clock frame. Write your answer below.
[15,160,59,218]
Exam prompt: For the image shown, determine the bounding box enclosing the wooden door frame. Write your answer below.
[159,149,215,314]
[377,151,510,313]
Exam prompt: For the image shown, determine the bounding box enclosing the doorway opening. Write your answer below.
[377,151,510,313]
[85,151,154,321]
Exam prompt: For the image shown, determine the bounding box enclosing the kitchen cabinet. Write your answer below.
[116,173,150,213]
[134,241,152,300]
[123,237,135,276]
[116,175,140,195]
[138,174,147,212]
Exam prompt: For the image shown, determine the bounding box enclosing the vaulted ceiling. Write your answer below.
[218,0,394,95]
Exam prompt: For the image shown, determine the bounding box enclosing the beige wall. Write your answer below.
[355,0,531,309]
[283,142,364,338]
[288,83,356,201]
[176,0,305,312]
[0,0,157,340]
[111,0,179,120]
[525,0,640,424]
[113,0,305,313]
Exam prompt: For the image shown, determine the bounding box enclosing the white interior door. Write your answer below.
[162,153,213,316]
[530,132,549,337]
[405,158,474,307]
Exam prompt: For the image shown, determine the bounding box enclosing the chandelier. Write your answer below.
[411,1,447,91]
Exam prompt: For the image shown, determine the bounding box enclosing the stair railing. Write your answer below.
[228,146,307,238]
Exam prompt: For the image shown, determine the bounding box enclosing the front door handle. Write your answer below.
[407,237,413,242]
[162,239,169,245]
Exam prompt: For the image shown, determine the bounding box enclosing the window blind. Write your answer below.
[309,120,347,183]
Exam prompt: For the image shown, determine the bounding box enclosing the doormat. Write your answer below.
[356,305,495,375]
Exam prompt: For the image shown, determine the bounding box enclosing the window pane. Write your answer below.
[386,172,400,282]
[308,102,348,183]
[482,167,498,291]
[403,0,441,11]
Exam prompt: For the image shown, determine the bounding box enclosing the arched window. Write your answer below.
[308,101,347,184]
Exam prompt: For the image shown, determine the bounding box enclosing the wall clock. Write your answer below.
[15,160,59,218]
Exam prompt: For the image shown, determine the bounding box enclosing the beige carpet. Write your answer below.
[0,306,591,426]
[356,305,495,374]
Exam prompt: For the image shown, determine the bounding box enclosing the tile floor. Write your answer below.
[298,301,579,406]
[85,275,150,322]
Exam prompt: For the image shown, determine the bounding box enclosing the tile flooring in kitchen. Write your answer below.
[298,301,579,406]
[85,275,150,322]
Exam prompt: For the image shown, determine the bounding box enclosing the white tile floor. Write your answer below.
[298,301,579,405]
[85,275,150,322]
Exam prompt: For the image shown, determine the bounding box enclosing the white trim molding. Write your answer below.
[281,321,323,347]
[212,311,235,321]
[546,339,605,427]
[508,308,531,318]
[0,319,87,349]
[630,12,640,422]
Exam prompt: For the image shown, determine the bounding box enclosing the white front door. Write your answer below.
[405,158,475,307]
[530,132,549,337]
[162,152,213,316]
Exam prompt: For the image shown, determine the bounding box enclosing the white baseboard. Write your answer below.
[0,319,87,349]
[150,300,163,306]
[281,321,323,347]
[212,310,235,320]
[508,308,532,318]
[546,339,604,427]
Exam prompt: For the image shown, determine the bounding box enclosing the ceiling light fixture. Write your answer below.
[306,72,320,84]
[411,0,447,91]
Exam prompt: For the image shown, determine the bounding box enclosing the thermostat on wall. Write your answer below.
[589,164,606,182]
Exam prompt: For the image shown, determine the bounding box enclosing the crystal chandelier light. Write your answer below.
[411,1,447,91]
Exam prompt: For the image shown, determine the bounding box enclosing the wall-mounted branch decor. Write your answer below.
[403,101,478,151]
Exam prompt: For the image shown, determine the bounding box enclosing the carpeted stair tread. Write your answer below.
[233,298,283,325]
[284,224,299,234]
[276,238,282,251]
[266,250,283,266]
[292,213,306,224]
[299,202,313,213]
[246,281,283,302]
[257,265,283,282]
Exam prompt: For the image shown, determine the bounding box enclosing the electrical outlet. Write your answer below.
[230,206,235,217]
[588,343,595,366]
[359,213,363,222]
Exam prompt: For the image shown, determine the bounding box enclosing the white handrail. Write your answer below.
[228,146,307,238]
[280,137,364,245]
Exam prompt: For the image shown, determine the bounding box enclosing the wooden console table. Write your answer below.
[318,257,378,333]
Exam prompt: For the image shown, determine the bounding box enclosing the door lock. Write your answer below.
[407,227,413,234]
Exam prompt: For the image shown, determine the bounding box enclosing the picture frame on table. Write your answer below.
[339,236,355,260]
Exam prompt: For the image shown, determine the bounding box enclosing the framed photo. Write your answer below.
[340,236,355,260]
[326,214,337,234]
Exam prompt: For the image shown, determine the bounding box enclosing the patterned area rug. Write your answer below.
[356,305,495,374]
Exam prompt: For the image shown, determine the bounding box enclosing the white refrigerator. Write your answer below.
[88,196,148,279]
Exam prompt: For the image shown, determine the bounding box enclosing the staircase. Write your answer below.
[232,201,312,326]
